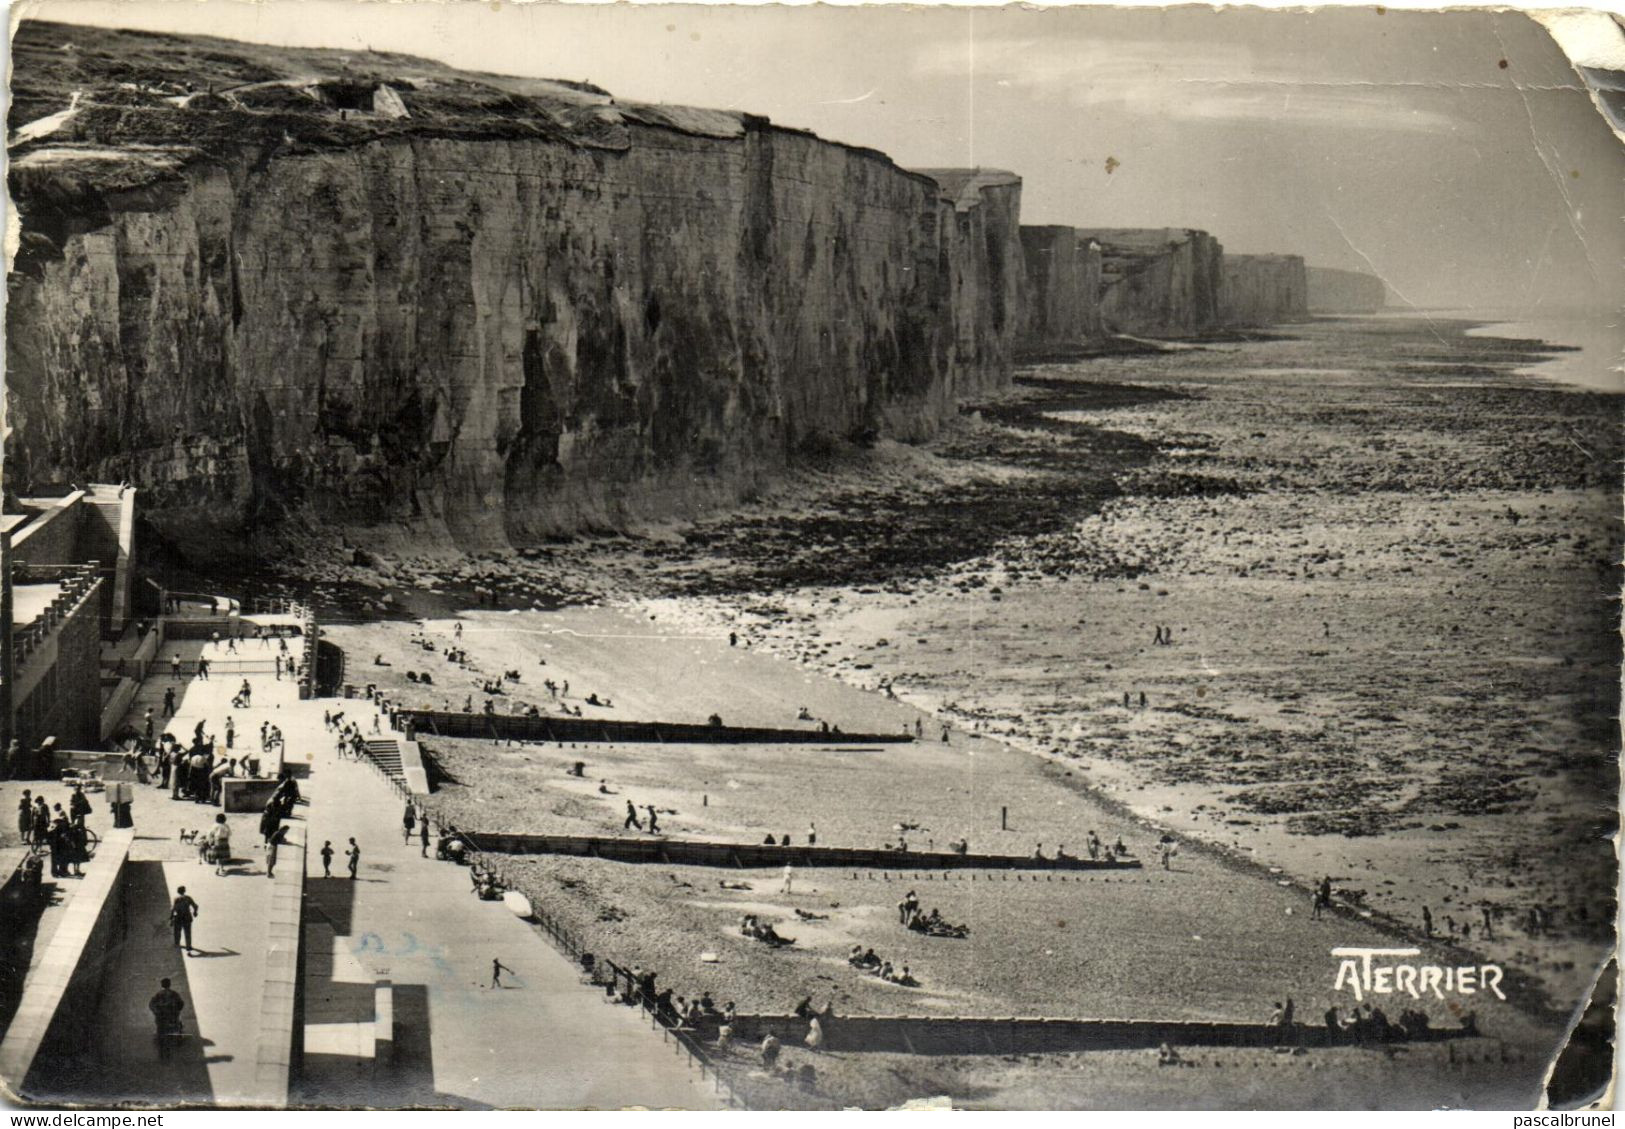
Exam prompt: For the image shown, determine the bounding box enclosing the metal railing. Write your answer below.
[595,960,743,1107]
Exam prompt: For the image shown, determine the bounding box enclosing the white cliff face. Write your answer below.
[1220,254,1309,327]
[1018,225,1104,351]
[1078,228,1224,339]
[8,124,1022,553]
[1307,266,1388,313]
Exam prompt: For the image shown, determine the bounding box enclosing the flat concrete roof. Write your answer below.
[12,582,65,631]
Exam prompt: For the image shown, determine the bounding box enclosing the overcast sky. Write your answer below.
[18,0,1625,311]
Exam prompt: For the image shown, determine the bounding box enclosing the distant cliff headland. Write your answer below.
[5,21,1384,557]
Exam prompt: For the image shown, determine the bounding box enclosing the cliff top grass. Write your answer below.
[8,20,1019,239]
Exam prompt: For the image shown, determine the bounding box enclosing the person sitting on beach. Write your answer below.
[797,707,813,721]
[1113,838,1128,857]
[752,919,795,947]
[858,948,880,970]
[1158,1043,1183,1066]
[848,945,866,967]
[877,960,894,981]
[896,965,919,987]
[699,992,717,1016]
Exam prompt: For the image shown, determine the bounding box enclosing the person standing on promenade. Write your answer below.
[780,863,794,895]
[206,814,232,876]
[624,801,642,831]
[162,687,177,718]
[402,802,417,845]
[320,840,334,877]
[171,654,182,680]
[17,791,32,845]
[346,838,361,880]
[419,818,430,858]
[266,826,288,879]
[171,886,199,953]
[490,958,515,988]
[645,805,660,834]
[149,978,186,1059]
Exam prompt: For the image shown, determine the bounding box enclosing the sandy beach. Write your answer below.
[289,315,1617,1107]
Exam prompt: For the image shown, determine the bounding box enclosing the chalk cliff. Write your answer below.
[1307,266,1387,313]
[1076,228,1224,338]
[1017,225,1104,353]
[1220,254,1309,327]
[5,22,1023,553]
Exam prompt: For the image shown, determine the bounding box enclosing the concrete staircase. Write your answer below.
[361,739,404,788]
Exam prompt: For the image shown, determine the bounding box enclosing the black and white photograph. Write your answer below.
[0,0,1620,1112]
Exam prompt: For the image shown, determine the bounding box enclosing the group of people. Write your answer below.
[329,713,374,760]
[846,946,919,987]
[161,733,255,804]
[623,801,663,834]
[896,890,970,939]
[469,861,508,901]
[1320,1002,1439,1045]
[16,787,93,878]
[315,837,362,879]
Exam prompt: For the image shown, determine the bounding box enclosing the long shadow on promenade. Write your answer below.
[27,861,216,1105]
[298,876,489,1109]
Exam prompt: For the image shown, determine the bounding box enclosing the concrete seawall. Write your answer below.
[462,832,1144,872]
[716,1012,1477,1054]
[402,709,913,746]
[0,829,134,1102]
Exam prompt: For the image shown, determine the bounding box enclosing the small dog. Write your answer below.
[177,829,199,844]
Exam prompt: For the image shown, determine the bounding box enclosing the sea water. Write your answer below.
[1466,310,1624,392]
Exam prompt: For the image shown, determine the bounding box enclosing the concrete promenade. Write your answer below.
[298,716,718,1108]
[11,624,302,1105]
[3,626,715,1108]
